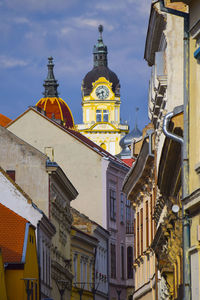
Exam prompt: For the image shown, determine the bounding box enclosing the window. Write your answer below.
[140,208,143,255]
[115,108,118,122]
[6,170,15,182]
[111,244,116,278]
[120,193,124,223]
[126,197,131,223]
[137,212,139,258]
[103,110,109,122]
[146,201,149,248]
[96,110,102,122]
[80,259,84,283]
[73,254,77,282]
[121,245,124,280]
[96,110,109,122]
[127,246,133,279]
[110,190,116,221]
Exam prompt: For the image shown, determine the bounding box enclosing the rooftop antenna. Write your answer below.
[134,107,139,129]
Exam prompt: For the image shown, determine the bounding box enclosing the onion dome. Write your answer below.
[0,113,12,127]
[82,25,120,97]
[118,123,142,158]
[36,57,74,128]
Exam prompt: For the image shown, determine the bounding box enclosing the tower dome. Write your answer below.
[119,123,142,158]
[82,25,120,97]
[36,57,74,128]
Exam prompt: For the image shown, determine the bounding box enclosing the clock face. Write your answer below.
[95,85,109,99]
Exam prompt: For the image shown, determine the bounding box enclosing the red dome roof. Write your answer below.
[0,114,12,127]
[36,97,74,128]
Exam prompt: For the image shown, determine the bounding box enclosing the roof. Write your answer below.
[7,107,129,170]
[0,114,12,127]
[122,158,135,167]
[82,66,120,96]
[36,97,74,129]
[0,203,28,263]
[71,207,109,236]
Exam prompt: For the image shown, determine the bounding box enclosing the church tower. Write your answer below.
[77,25,129,155]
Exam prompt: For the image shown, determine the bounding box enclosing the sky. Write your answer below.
[0,0,152,131]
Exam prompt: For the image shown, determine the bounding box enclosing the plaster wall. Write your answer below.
[189,37,200,193]
[156,12,184,169]
[0,126,49,214]
[8,109,105,227]
[107,163,132,300]
[0,172,42,227]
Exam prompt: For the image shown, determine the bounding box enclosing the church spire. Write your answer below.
[43,57,59,97]
[93,25,108,67]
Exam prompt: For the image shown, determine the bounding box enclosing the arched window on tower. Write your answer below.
[127,246,133,279]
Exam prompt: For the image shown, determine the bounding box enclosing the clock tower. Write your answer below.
[77,25,129,155]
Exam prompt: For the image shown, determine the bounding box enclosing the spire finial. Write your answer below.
[135,107,139,129]
[93,25,107,67]
[43,57,59,97]
[98,24,103,40]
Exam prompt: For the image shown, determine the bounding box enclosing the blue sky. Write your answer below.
[0,0,151,131]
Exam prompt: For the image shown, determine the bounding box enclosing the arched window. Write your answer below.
[127,246,133,279]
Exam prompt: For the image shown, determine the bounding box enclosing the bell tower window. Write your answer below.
[103,110,109,122]
[96,110,102,122]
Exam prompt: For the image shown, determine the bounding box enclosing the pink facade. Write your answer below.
[107,161,134,300]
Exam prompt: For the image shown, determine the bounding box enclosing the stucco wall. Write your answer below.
[0,126,49,215]
[8,110,105,227]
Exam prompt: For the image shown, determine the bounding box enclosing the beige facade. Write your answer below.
[123,125,156,300]
[7,108,106,227]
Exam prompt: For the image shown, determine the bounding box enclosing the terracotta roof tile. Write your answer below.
[0,203,28,263]
[0,114,12,127]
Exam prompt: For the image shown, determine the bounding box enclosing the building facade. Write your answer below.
[123,125,156,300]
[0,126,78,299]
[71,208,109,300]
[77,25,129,155]
[71,225,98,300]
[144,1,187,299]
[7,105,135,299]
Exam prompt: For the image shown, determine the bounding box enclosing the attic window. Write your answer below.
[6,170,15,182]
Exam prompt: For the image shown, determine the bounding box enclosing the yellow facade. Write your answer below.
[77,77,128,155]
[5,226,39,300]
[71,226,98,300]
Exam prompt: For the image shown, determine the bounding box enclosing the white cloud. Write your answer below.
[0,55,28,68]
[13,17,30,24]
[5,0,78,12]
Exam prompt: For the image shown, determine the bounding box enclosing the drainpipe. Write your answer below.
[163,106,190,300]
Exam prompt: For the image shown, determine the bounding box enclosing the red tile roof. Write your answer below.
[122,158,135,167]
[0,203,28,263]
[0,114,12,127]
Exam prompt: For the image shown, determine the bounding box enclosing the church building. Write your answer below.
[77,25,129,155]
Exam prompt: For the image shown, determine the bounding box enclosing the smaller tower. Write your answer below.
[36,57,74,128]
